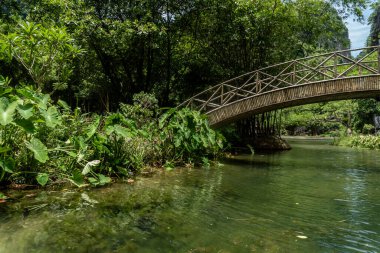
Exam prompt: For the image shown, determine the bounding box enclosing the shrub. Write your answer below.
[0,78,225,188]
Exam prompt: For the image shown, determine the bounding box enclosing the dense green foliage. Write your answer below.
[0,78,224,187]
[367,1,380,46]
[282,99,380,136]
[335,135,380,149]
[283,2,380,139]
[0,0,362,110]
[0,0,373,189]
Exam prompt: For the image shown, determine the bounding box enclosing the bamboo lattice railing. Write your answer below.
[179,46,380,114]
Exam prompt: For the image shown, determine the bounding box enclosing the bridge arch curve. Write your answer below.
[180,47,380,127]
[208,76,380,127]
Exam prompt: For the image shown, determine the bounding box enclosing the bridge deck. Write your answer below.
[180,46,380,127]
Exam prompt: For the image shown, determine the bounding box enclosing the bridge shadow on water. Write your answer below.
[222,151,289,169]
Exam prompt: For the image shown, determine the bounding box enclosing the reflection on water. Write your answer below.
[0,139,380,252]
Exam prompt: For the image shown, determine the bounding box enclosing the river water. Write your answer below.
[0,139,379,252]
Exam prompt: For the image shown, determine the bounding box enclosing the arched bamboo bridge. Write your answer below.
[180,46,380,127]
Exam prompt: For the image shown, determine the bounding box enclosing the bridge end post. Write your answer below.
[334,53,338,78]
[378,45,380,73]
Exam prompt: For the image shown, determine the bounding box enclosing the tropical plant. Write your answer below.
[336,135,380,150]
[0,21,83,91]
[158,108,225,164]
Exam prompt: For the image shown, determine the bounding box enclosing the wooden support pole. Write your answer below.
[378,44,380,73]
[256,72,261,93]
[221,85,224,105]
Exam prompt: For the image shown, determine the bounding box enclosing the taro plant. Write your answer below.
[0,77,226,188]
[92,113,145,176]
[0,79,67,185]
[0,77,92,186]
[158,108,225,165]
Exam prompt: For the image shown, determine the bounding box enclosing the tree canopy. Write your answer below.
[0,0,367,110]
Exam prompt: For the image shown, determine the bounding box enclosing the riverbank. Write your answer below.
[282,136,334,140]
[284,134,380,150]
[334,135,380,150]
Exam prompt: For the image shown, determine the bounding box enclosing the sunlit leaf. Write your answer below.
[113,125,133,138]
[98,174,111,185]
[17,103,34,119]
[0,100,19,125]
[82,160,101,175]
[57,99,71,111]
[26,137,49,163]
[159,108,176,129]
[38,94,50,110]
[40,106,61,128]
[36,173,49,186]
[85,116,100,141]
[0,87,12,97]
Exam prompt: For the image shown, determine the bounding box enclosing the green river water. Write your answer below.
[0,139,380,253]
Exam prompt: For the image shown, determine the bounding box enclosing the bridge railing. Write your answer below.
[180,46,380,114]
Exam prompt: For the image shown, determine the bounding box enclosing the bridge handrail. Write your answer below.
[179,46,380,112]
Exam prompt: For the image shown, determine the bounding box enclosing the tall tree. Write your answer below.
[0,0,369,111]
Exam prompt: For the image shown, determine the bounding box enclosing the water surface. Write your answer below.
[1,139,379,252]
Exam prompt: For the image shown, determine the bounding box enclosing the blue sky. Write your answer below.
[346,7,372,54]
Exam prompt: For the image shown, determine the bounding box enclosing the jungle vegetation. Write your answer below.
[282,0,380,150]
[0,0,375,187]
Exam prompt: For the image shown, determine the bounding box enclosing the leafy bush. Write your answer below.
[0,78,74,185]
[0,21,83,91]
[362,124,375,135]
[119,92,159,127]
[0,82,225,188]
[158,108,225,164]
[335,135,380,150]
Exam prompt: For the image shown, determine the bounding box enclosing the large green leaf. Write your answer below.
[0,100,19,126]
[159,108,176,129]
[15,119,35,133]
[68,170,86,187]
[0,87,12,97]
[38,94,50,110]
[17,103,34,119]
[40,106,61,128]
[36,173,49,186]
[113,125,133,138]
[57,99,71,111]
[16,87,37,101]
[0,157,15,173]
[26,138,49,163]
[98,174,111,185]
[85,116,100,141]
[82,160,100,175]
[0,97,9,110]
[105,124,133,139]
